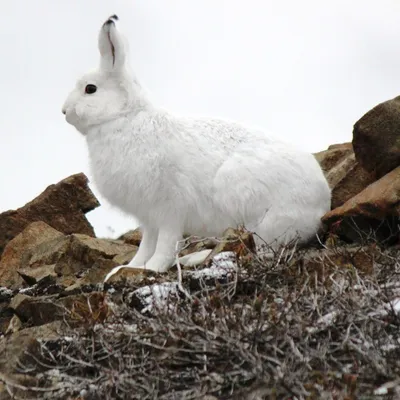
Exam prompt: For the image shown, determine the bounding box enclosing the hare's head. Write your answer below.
[62,15,140,135]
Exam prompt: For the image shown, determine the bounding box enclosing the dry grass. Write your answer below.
[5,241,400,399]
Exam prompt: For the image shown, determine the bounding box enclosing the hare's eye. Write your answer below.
[85,84,97,94]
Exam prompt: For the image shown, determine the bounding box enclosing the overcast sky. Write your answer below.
[1,0,400,238]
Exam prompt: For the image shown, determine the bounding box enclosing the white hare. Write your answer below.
[62,15,331,280]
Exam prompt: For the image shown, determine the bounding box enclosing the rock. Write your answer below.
[0,321,62,372]
[5,315,23,335]
[330,162,376,210]
[118,228,142,246]
[314,143,376,209]
[65,258,119,291]
[0,173,100,257]
[353,96,400,178]
[0,222,63,288]
[10,293,60,326]
[322,166,400,242]
[53,234,137,277]
[9,292,108,327]
[0,321,64,398]
[314,142,354,181]
[0,287,14,334]
[112,249,137,265]
[0,228,137,289]
[18,264,57,285]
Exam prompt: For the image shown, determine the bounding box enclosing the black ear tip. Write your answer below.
[104,15,119,25]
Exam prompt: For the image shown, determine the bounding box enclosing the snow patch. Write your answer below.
[132,282,180,314]
[186,251,237,280]
[0,287,13,297]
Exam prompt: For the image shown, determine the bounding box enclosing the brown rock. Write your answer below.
[353,96,400,178]
[18,264,57,285]
[0,287,13,335]
[9,292,108,327]
[118,228,142,246]
[314,143,376,209]
[331,162,376,209]
[0,321,64,398]
[0,173,100,257]
[5,315,23,335]
[53,234,137,276]
[64,258,118,291]
[0,321,62,373]
[322,166,400,242]
[314,142,354,180]
[113,249,137,265]
[10,293,60,326]
[0,222,63,288]
[0,228,137,289]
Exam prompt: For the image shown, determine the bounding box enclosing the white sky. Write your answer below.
[1,0,400,238]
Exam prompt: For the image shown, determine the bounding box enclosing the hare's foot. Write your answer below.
[104,226,183,282]
[175,249,212,267]
[104,255,173,282]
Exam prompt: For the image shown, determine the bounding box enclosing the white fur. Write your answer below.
[62,16,331,279]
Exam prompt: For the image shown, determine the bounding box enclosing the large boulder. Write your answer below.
[0,223,137,289]
[314,143,376,209]
[353,96,400,178]
[322,166,400,242]
[0,173,100,257]
[0,222,63,288]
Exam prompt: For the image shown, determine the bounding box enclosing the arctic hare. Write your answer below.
[62,15,331,280]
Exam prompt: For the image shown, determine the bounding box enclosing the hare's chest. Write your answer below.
[86,134,165,213]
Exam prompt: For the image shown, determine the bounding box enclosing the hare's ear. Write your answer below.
[98,15,126,72]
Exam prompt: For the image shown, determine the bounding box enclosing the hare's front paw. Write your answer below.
[104,255,173,282]
[104,264,152,282]
[144,254,174,274]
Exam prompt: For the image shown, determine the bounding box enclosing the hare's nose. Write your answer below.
[62,109,66,115]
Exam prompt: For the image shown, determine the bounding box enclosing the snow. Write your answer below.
[94,323,138,334]
[133,282,180,314]
[186,251,237,280]
[19,284,37,294]
[0,287,12,297]
[374,379,400,396]
[369,297,400,318]
[387,297,400,314]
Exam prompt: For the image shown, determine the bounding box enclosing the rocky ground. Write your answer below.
[1,98,400,399]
